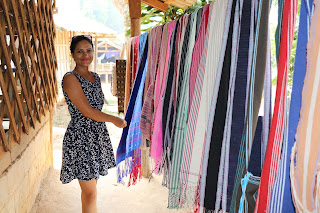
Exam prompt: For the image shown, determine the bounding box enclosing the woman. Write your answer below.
[60,35,126,213]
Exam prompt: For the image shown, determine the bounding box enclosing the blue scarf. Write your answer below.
[116,32,148,183]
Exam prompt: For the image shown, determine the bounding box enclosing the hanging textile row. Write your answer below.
[116,0,320,212]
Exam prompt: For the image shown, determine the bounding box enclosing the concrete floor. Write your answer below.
[30,99,191,213]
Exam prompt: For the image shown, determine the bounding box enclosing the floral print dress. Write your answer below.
[60,71,116,184]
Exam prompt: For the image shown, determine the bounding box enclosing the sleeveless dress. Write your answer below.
[60,71,116,184]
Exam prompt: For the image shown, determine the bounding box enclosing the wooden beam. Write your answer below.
[142,0,168,12]
[164,0,177,5]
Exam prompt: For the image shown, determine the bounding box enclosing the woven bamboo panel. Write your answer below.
[0,0,57,152]
[116,60,126,113]
[54,26,70,84]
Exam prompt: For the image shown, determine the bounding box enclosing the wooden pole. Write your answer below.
[130,18,141,37]
[128,0,150,178]
[94,35,98,73]
[128,0,141,37]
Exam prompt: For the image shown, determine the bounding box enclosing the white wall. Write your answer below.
[0,112,53,213]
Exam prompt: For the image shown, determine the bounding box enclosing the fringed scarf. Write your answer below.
[290,1,320,211]
[229,0,270,211]
[140,26,163,142]
[168,8,202,209]
[214,0,255,211]
[254,0,298,211]
[116,32,148,185]
[272,0,314,212]
[178,3,211,208]
[150,20,177,172]
[161,16,187,186]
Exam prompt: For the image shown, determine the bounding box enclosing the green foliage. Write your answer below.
[127,0,213,35]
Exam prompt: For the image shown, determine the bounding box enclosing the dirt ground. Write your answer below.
[30,85,191,213]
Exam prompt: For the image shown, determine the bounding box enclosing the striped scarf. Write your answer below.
[200,0,235,211]
[124,38,133,113]
[290,1,320,211]
[178,3,211,208]
[116,33,148,184]
[150,20,177,172]
[168,8,202,209]
[269,0,314,212]
[229,0,270,211]
[161,15,189,186]
[140,26,163,143]
[254,0,298,211]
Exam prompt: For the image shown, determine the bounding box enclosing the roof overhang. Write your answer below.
[125,0,196,12]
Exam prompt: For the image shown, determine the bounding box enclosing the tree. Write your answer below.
[126,0,213,36]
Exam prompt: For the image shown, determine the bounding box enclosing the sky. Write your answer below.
[54,0,125,34]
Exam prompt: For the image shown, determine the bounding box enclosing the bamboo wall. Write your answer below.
[0,0,57,153]
[54,26,70,85]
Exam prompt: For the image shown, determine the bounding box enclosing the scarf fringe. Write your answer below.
[203,209,227,213]
[168,184,199,210]
[128,164,142,186]
[117,157,133,184]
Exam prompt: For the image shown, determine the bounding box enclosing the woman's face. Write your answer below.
[72,40,93,67]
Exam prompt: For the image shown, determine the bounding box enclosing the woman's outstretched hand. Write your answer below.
[113,117,127,128]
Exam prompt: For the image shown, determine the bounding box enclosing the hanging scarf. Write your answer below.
[229,0,270,211]
[116,33,148,184]
[290,1,320,211]
[200,0,235,211]
[168,8,202,209]
[124,38,133,113]
[254,0,298,211]
[270,0,314,212]
[261,35,272,168]
[159,19,180,167]
[140,25,163,145]
[178,3,212,208]
[150,20,177,172]
[209,0,254,211]
[131,36,140,86]
[162,16,188,186]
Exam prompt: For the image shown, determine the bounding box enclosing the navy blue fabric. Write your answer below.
[248,116,262,177]
[226,0,251,210]
[275,0,284,62]
[161,20,179,182]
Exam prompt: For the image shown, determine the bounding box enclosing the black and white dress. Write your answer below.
[60,71,116,184]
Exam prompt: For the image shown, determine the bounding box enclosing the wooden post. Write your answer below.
[128,0,141,37]
[94,35,98,73]
[70,31,76,70]
[128,0,151,178]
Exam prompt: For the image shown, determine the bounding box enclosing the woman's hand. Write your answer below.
[113,117,127,128]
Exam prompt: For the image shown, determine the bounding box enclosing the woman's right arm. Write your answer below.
[62,74,127,128]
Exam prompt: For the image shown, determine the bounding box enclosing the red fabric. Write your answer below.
[189,6,210,113]
[128,150,142,186]
[132,37,140,86]
[254,0,298,212]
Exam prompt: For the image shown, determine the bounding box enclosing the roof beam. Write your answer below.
[142,0,168,12]
[163,0,178,5]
